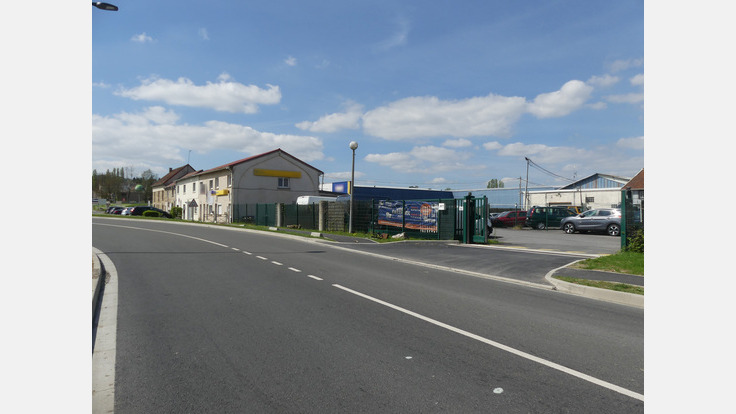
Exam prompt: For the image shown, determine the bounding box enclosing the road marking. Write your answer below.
[242,251,252,255]
[451,243,600,258]
[307,275,323,281]
[332,283,644,402]
[271,261,283,266]
[288,267,301,272]
[256,256,268,260]
[231,247,240,252]
[93,222,230,248]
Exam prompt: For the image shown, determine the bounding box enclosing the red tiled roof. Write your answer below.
[200,148,323,174]
[624,169,644,190]
[152,164,194,186]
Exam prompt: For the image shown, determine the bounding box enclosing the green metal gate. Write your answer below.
[457,194,488,244]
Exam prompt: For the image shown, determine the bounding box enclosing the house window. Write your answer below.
[227,175,232,187]
[215,177,220,189]
[183,184,186,194]
[585,197,595,203]
[192,182,196,193]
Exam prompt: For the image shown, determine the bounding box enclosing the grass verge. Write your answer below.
[554,276,644,295]
[571,251,644,276]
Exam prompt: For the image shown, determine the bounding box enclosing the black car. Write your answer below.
[525,206,576,230]
[129,206,172,218]
[107,206,125,215]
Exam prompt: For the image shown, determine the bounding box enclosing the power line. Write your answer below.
[526,158,576,183]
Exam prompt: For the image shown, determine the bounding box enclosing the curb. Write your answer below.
[92,251,105,322]
[544,261,644,309]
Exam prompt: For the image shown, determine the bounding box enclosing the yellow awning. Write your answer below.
[253,169,301,178]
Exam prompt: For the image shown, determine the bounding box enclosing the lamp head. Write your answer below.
[349,141,358,150]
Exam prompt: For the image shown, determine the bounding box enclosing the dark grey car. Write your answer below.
[560,208,621,236]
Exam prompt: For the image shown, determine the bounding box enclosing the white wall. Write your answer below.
[527,188,622,211]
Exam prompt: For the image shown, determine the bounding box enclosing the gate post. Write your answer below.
[464,193,475,244]
[276,203,283,227]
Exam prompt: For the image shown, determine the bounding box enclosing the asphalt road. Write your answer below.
[93,218,643,413]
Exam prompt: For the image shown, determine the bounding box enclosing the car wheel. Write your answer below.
[536,222,546,230]
[607,223,620,236]
[563,223,575,234]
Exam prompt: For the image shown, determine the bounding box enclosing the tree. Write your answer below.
[487,179,505,188]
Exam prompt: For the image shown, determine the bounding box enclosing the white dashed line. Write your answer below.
[288,267,301,272]
[242,251,252,255]
[271,261,283,266]
[307,275,323,281]
[331,283,644,402]
[256,256,268,260]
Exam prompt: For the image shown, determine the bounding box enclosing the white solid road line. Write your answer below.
[332,283,644,402]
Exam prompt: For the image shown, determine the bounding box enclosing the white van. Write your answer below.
[296,195,338,205]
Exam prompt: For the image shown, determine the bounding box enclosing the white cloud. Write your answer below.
[115,74,281,114]
[442,138,472,148]
[131,32,153,43]
[198,28,209,40]
[373,17,410,52]
[630,73,644,86]
[616,136,644,150]
[588,101,608,110]
[609,58,643,73]
[324,171,365,181]
[365,146,479,174]
[587,74,619,88]
[605,93,644,104]
[483,141,503,151]
[526,80,593,118]
[296,102,363,133]
[362,94,526,140]
[285,56,297,66]
[495,142,592,164]
[92,106,324,175]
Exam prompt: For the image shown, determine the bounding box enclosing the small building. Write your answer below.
[174,149,324,223]
[526,173,633,211]
[152,164,197,212]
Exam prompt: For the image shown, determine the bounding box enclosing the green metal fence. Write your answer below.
[233,196,490,244]
[232,203,276,227]
[620,189,644,250]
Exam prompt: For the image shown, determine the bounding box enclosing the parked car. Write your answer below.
[120,207,134,215]
[491,210,527,227]
[560,208,622,236]
[129,206,172,218]
[525,206,576,230]
[107,206,124,214]
[567,206,584,214]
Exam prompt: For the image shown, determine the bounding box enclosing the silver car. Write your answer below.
[560,208,621,236]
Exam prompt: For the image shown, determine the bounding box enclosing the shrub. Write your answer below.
[143,210,160,217]
[626,228,644,253]
[171,206,183,219]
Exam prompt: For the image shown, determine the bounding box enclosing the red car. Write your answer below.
[491,210,527,227]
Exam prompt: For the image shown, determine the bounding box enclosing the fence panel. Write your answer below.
[621,190,644,250]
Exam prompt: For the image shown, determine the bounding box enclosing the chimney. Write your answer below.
[169,167,173,172]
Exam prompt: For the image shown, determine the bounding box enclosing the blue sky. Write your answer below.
[92,0,644,189]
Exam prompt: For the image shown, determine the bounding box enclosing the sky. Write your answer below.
[91,0,644,190]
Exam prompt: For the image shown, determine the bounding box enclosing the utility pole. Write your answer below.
[524,157,530,210]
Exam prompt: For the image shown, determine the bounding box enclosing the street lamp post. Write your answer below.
[93,2,118,11]
[349,141,358,233]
